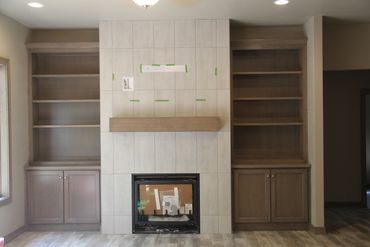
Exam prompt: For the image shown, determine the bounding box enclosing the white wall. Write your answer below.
[304,16,325,229]
[0,13,29,236]
[99,19,231,234]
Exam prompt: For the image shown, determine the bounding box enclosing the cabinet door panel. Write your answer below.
[27,171,64,224]
[271,169,308,222]
[64,171,100,224]
[233,169,270,223]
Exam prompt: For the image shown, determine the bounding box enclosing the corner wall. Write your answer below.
[304,16,325,228]
[99,19,231,234]
[0,14,29,237]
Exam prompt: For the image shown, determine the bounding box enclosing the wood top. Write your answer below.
[110,117,222,132]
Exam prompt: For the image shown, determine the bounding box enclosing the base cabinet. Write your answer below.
[233,168,308,229]
[27,170,100,225]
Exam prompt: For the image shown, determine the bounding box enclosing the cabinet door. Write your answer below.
[27,171,64,224]
[271,169,308,222]
[64,171,100,224]
[233,169,270,223]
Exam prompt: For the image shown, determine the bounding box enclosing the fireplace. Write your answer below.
[132,174,200,234]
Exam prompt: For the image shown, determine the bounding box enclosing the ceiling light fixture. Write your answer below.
[274,0,289,5]
[28,2,44,8]
[132,0,159,8]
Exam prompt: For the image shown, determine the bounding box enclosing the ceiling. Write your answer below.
[0,0,370,28]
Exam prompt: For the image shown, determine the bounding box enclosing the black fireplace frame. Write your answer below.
[132,173,200,234]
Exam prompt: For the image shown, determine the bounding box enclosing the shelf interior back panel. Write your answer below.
[233,125,304,160]
[233,74,302,99]
[32,53,99,75]
[233,49,301,73]
[33,77,100,100]
[33,128,101,161]
[33,102,100,125]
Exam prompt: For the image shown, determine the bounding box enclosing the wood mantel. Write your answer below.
[110,117,222,132]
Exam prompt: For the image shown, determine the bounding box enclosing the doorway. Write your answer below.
[361,91,370,208]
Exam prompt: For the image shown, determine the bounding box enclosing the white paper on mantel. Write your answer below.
[141,64,187,73]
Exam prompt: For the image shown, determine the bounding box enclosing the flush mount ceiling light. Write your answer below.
[132,0,159,8]
[28,2,44,8]
[274,0,289,5]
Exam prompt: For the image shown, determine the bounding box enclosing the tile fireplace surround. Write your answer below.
[100,19,231,234]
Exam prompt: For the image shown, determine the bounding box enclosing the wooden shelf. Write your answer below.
[33,124,100,129]
[233,118,302,126]
[233,71,302,76]
[30,160,100,167]
[33,99,100,103]
[233,97,302,101]
[32,74,99,78]
[110,117,222,132]
[232,157,307,166]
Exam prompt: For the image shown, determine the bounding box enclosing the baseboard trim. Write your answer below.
[310,224,326,235]
[325,202,363,208]
[27,224,100,232]
[4,225,28,244]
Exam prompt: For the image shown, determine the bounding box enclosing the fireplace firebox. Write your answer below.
[132,174,200,234]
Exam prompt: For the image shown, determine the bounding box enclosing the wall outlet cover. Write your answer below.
[122,76,134,91]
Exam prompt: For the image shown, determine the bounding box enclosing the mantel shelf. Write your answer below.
[110,117,222,132]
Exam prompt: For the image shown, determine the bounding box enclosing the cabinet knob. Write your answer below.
[64,176,68,180]
[266,174,270,178]
[58,176,63,179]
[271,174,275,178]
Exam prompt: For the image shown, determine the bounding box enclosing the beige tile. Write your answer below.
[200,174,218,216]
[216,48,230,89]
[101,132,113,174]
[154,90,175,117]
[196,90,217,116]
[196,20,217,47]
[154,48,175,89]
[154,21,175,47]
[112,21,133,48]
[101,174,114,216]
[100,49,113,91]
[133,90,154,117]
[175,20,195,47]
[100,91,112,132]
[133,49,154,89]
[218,173,231,216]
[175,48,196,89]
[200,216,219,234]
[217,19,230,47]
[175,132,197,173]
[197,133,218,173]
[175,90,196,116]
[112,91,134,117]
[113,49,133,91]
[101,215,114,234]
[114,216,132,234]
[196,48,217,89]
[218,216,232,234]
[113,133,134,174]
[155,133,176,173]
[134,133,155,172]
[114,174,132,216]
[218,132,231,173]
[99,21,112,48]
[217,90,231,132]
[133,21,153,48]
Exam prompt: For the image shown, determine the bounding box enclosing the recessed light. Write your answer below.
[28,2,44,8]
[274,0,289,5]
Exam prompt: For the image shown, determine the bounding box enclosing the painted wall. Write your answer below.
[324,23,370,71]
[324,70,370,202]
[366,96,370,185]
[0,14,29,236]
[99,19,231,234]
[304,16,325,228]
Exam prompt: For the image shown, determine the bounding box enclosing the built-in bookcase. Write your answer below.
[31,52,100,165]
[232,48,307,165]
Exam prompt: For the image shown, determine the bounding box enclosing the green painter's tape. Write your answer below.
[196,98,206,102]
[185,64,188,73]
[140,64,143,73]
[215,67,218,76]
[130,99,140,103]
[152,64,161,66]
[166,64,175,66]
[112,73,115,81]
[155,99,170,102]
